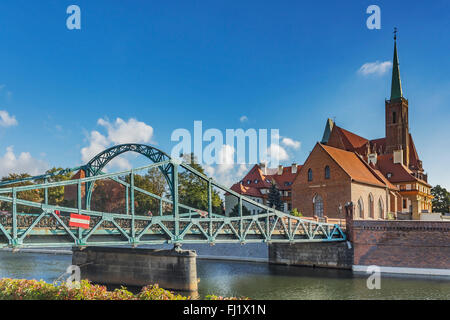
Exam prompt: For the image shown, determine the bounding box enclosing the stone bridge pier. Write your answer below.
[72,246,198,292]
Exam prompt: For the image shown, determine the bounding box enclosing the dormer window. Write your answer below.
[247,180,251,184]
[254,179,259,184]
[387,173,392,178]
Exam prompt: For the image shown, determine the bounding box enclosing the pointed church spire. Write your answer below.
[321,118,334,144]
[390,28,403,100]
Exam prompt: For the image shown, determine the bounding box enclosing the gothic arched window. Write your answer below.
[313,194,324,218]
[378,197,384,219]
[368,193,374,218]
[325,166,330,179]
[308,169,313,181]
[357,198,364,219]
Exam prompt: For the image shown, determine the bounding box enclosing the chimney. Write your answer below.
[393,149,403,164]
[368,153,377,166]
[278,165,283,175]
[259,162,267,175]
[291,163,298,174]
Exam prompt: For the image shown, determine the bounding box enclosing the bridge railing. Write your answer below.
[0,146,346,248]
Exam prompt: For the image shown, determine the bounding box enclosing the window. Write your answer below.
[378,198,384,219]
[308,169,313,181]
[247,180,251,184]
[393,111,397,124]
[325,166,330,179]
[403,199,407,209]
[254,179,259,184]
[368,194,374,218]
[313,194,324,217]
[357,198,364,219]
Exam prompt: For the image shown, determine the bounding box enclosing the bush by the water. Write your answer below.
[0,278,248,300]
[0,278,187,300]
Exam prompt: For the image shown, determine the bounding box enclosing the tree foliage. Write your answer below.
[0,173,42,213]
[290,208,302,217]
[178,154,223,214]
[267,181,283,211]
[431,185,450,213]
[37,167,73,206]
[124,167,168,215]
[229,203,251,217]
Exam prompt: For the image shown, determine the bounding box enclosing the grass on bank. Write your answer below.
[0,278,248,300]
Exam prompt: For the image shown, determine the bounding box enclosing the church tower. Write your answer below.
[385,30,410,167]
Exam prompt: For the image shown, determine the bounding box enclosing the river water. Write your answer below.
[0,250,449,300]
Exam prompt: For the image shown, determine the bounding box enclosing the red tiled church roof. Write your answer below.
[319,144,386,188]
[337,126,369,150]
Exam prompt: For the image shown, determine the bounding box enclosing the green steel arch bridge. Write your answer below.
[0,144,346,248]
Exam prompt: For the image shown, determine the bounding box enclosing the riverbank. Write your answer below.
[0,278,247,300]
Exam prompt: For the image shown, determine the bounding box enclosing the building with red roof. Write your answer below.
[232,36,433,220]
[225,163,300,215]
[310,35,433,219]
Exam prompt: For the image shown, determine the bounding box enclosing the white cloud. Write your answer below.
[81,130,109,163]
[97,117,154,145]
[239,115,248,123]
[81,117,155,171]
[265,143,289,165]
[202,145,251,187]
[216,145,235,172]
[358,61,392,76]
[0,146,48,177]
[0,110,18,127]
[281,137,301,150]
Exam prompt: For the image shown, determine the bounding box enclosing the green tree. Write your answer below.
[267,181,283,211]
[290,208,302,217]
[36,167,73,206]
[178,153,223,214]
[0,173,42,213]
[229,203,251,217]
[431,185,450,213]
[125,168,168,215]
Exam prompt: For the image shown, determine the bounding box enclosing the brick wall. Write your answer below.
[351,220,450,269]
[292,144,389,220]
[268,242,353,269]
[292,144,350,218]
[351,182,387,219]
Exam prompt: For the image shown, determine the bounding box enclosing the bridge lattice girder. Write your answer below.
[0,144,346,248]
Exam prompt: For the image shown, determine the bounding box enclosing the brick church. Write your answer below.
[229,35,433,220]
[291,35,433,220]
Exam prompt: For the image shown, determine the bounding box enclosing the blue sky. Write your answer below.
[0,1,449,188]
